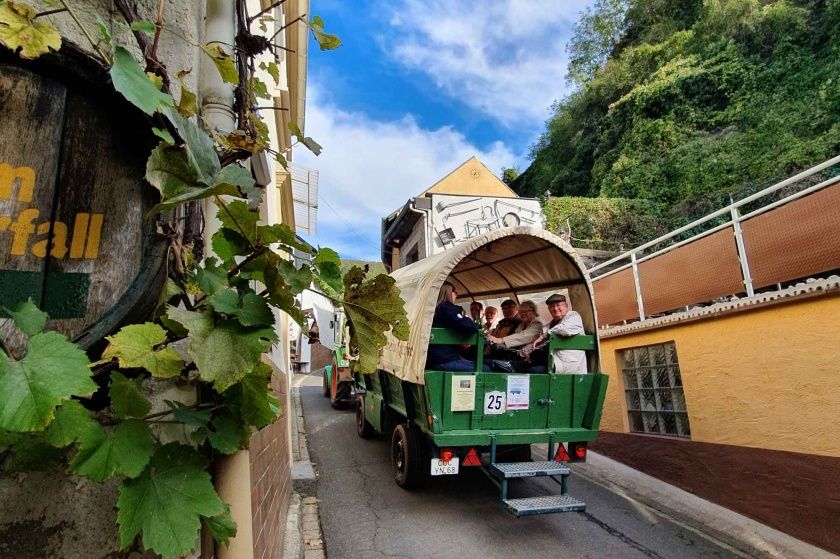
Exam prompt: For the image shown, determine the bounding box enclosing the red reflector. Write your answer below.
[574,444,587,459]
[554,444,570,462]
[463,448,481,466]
[440,448,454,463]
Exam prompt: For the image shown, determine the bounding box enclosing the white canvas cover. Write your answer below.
[378,226,598,384]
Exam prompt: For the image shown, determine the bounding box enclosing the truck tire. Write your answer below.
[322,367,330,397]
[356,396,376,439]
[330,366,351,409]
[391,423,427,489]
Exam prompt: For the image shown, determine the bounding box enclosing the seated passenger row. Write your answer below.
[425,282,587,374]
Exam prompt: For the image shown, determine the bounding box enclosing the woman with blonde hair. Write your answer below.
[425,282,480,371]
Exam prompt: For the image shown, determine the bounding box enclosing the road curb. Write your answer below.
[540,446,837,559]
[289,373,327,559]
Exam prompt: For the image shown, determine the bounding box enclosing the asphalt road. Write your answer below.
[299,372,742,559]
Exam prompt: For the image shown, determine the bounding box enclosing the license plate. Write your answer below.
[430,457,459,476]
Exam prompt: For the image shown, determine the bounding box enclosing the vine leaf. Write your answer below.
[202,409,249,454]
[217,200,259,244]
[110,46,174,116]
[259,60,280,84]
[103,323,184,379]
[117,443,226,558]
[45,399,96,448]
[212,229,249,265]
[238,366,280,428]
[258,222,312,253]
[109,372,151,419]
[236,292,273,326]
[146,112,257,214]
[217,164,260,207]
[277,260,313,295]
[201,43,239,85]
[130,20,156,37]
[165,307,276,392]
[70,419,154,482]
[207,289,240,315]
[203,505,237,547]
[343,267,410,373]
[0,332,96,432]
[165,400,212,427]
[152,127,174,144]
[308,15,342,51]
[195,257,228,296]
[288,122,323,156]
[263,264,304,326]
[0,1,61,59]
[314,247,342,293]
[5,298,47,336]
[177,85,197,117]
[250,76,271,100]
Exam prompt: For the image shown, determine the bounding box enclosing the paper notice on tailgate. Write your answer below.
[506,375,530,410]
[450,375,476,411]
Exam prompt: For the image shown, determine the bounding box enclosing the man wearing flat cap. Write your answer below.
[528,293,587,374]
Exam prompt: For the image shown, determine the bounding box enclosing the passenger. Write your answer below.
[490,299,520,338]
[469,301,483,323]
[426,282,481,372]
[482,305,498,331]
[526,294,586,374]
[486,300,543,364]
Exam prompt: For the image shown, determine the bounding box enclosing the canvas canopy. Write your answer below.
[378,226,598,384]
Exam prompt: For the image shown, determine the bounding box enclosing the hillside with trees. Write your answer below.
[514,0,840,223]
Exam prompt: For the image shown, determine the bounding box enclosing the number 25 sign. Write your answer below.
[484,390,506,415]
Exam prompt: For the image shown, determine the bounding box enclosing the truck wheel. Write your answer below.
[356,396,376,439]
[391,423,427,489]
[322,367,330,397]
[330,364,351,409]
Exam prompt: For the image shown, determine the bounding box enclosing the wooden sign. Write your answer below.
[0,56,165,349]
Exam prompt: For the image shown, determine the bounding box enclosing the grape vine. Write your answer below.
[0,1,408,557]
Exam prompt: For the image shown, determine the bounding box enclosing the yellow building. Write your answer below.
[587,169,840,555]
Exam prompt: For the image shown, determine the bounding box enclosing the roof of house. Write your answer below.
[417,156,518,198]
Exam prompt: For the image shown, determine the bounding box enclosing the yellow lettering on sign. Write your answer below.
[0,163,35,202]
[69,213,90,259]
[31,221,69,258]
[0,162,105,261]
[9,208,39,256]
[84,213,103,259]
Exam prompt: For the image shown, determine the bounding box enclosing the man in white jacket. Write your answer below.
[528,294,587,374]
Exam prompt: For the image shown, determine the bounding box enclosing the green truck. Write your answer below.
[354,227,609,517]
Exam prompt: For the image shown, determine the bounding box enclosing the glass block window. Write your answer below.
[620,342,691,438]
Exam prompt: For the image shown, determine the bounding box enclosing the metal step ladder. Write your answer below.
[484,439,586,517]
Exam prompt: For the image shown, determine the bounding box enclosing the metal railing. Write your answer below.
[589,154,840,324]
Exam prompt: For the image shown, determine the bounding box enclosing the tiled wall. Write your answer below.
[250,367,292,559]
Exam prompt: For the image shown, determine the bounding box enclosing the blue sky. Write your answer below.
[296,0,593,260]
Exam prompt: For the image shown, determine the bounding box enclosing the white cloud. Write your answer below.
[381,0,592,126]
[296,87,517,261]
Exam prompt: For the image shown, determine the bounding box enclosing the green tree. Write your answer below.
[501,166,520,185]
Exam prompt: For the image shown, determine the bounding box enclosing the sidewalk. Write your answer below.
[537,445,837,559]
[282,371,326,559]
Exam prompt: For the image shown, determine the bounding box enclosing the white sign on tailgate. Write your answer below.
[430,457,459,475]
[484,390,506,415]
